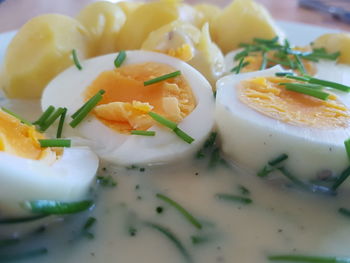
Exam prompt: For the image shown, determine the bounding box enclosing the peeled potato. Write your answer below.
[116,1,144,16]
[115,1,181,50]
[77,1,126,56]
[177,3,205,29]
[212,0,285,54]
[3,14,88,99]
[313,33,350,64]
[195,3,222,29]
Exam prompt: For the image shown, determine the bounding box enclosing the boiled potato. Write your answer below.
[77,1,126,56]
[211,0,285,54]
[116,1,144,16]
[195,3,222,29]
[177,3,204,29]
[313,33,350,64]
[115,1,182,50]
[3,14,88,99]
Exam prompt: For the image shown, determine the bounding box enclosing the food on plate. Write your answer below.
[2,14,89,99]
[141,21,225,87]
[211,0,285,53]
[115,1,144,16]
[0,108,98,217]
[76,1,126,57]
[216,66,350,183]
[313,33,350,64]
[41,51,215,165]
[194,3,222,29]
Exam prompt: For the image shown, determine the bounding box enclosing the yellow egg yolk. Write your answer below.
[239,47,317,76]
[157,44,194,62]
[0,110,59,162]
[238,77,350,128]
[85,62,196,133]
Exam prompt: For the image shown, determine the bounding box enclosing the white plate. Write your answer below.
[0,21,341,63]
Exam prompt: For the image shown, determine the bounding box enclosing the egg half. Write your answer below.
[0,109,99,216]
[42,51,215,166]
[216,66,350,182]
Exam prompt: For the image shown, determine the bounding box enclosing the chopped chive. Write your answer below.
[0,214,48,224]
[268,153,289,166]
[72,49,82,70]
[234,50,249,61]
[268,58,295,67]
[33,106,55,125]
[70,90,105,128]
[260,52,268,70]
[345,139,350,160]
[238,185,250,195]
[332,166,350,191]
[253,36,279,45]
[145,222,193,263]
[82,216,96,236]
[24,200,93,215]
[257,165,273,177]
[97,175,117,187]
[0,238,20,248]
[339,207,350,218]
[0,247,48,262]
[280,83,329,100]
[191,235,211,245]
[56,108,67,138]
[307,77,350,92]
[275,72,293,77]
[114,50,126,68]
[131,130,156,136]
[1,107,31,126]
[156,193,202,230]
[294,54,306,74]
[216,193,252,204]
[204,132,217,148]
[148,112,177,130]
[40,107,65,132]
[268,254,350,262]
[174,127,194,144]
[39,139,71,148]
[144,71,181,86]
[285,75,311,82]
[71,90,105,119]
[209,147,222,169]
[231,57,248,74]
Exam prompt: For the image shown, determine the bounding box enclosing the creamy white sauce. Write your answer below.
[1,100,350,263]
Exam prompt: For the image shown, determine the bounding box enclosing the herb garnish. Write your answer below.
[268,254,350,262]
[97,174,117,187]
[82,217,96,239]
[144,71,181,86]
[156,193,202,230]
[1,107,31,126]
[38,139,71,148]
[0,247,48,262]
[279,82,330,100]
[39,107,66,132]
[216,193,252,204]
[131,130,156,136]
[56,108,67,138]
[114,50,126,68]
[72,49,82,70]
[24,200,93,215]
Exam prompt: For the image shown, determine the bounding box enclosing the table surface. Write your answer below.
[0,0,349,33]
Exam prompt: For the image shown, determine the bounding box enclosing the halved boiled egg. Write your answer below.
[41,51,215,166]
[216,66,350,181]
[0,109,98,216]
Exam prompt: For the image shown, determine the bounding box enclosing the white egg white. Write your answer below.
[42,51,215,166]
[0,147,99,216]
[215,66,350,182]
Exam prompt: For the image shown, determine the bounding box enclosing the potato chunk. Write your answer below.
[116,1,144,16]
[195,3,222,29]
[212,0,285,54]
[115,1,180,50]
[313,33,350,64]
[77,1,126,56]
[3,14,88,99]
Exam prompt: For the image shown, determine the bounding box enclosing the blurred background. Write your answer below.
[0,0,350,33]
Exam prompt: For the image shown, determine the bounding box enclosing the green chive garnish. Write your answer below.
[145,222,193,263]
[56,108,67,138]
[38,139,71,148]
[0,214,48,224]
[40,107,66,132]
[294,54,306,74]
[131,130,156,136]
[268,254,350,262]
[70,90,105,128]
[72,49,82,70]
[280,83,329,100]
[268,153,289,166]
[231,57,249,74]
[308,77,350,92]
[339,207,350,218]
[33,106,55,126]
[1,107,31,126]
[156,193,202,230]
[144,71,181,86]
[114,50,126,68]
[174,127,194,144]
[216,193,252,204]
[148,112,177,130]
[345,138,350,160]
[24,200,93,215]
[253,36,279,45]
[332,166,350,191]
[0,247,48,262]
